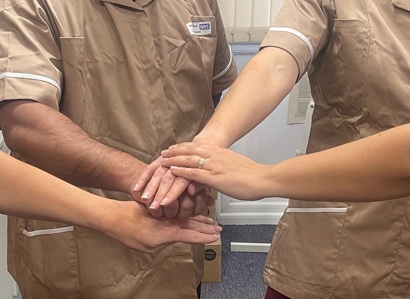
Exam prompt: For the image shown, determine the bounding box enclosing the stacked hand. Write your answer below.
[102,200,221,254]
[160,142,268,201]
[132,156,214,220]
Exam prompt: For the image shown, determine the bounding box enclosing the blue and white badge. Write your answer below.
[186,21,212,36]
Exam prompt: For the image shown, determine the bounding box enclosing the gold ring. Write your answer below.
[198,157,205,169]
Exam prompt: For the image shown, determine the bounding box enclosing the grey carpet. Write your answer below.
[202,224,276,299]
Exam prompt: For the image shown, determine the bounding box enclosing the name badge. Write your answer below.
[186,21,212,36]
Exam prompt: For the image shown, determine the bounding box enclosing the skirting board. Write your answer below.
[218,212,284,225]
[230,242,271,253]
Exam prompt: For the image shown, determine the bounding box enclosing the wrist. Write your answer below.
[257,164,281,199]
[193,130,231,148]
[82,196,117,235]
[113,154,146,195]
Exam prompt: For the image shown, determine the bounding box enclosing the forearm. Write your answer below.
[0,100,144,193]
[194,47,298,148]
[266,125,410,202]
[0,151,110,229]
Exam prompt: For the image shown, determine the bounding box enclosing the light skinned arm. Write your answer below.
[193,46,298,148]
[161,124,410,202]
[0,151,221,253]
[134,47,299,208]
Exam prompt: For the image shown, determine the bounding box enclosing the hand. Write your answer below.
[132,157,213,220]
[161,142,267,200]
[101,200,222,254]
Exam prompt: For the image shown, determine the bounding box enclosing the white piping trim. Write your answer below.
[23,226,74,237]
[0,72,61,95]
[213,45,233,80]
[269,27,314,64]
[286,207,348,213]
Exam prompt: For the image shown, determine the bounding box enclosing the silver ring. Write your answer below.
[198,157,206,169]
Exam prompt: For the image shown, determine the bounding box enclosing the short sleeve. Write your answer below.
[209,0,237,95]
[260,0,332,80]
[0,0,62,109]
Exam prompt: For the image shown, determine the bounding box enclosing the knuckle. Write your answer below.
[187,143,198,151]
[190,168,201,177]
[174,176,187,185]
[155,167,166,176]
[185,155,195,163]
[161,174,174,183]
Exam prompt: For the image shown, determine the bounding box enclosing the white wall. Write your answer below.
[218,0,286,42]
[217,43,307,225]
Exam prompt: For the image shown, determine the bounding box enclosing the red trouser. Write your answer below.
[265,287,290,299]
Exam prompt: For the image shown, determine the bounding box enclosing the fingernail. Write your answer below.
[205,218,214,224]
[149,201,159,210]
[133,183,139,192]
[216,226,223,232]
[142,190,150,201]
[160,197,169,206]
[161,150,168,156]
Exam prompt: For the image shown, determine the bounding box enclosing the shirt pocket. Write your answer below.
[267,207,347,290]
[21,220,78,298]
[169,16,217,80]
[318,19,370,110]
[165,15,217,119]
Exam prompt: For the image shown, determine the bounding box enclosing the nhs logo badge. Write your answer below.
[199,23,210,31]
[186,21,212,36]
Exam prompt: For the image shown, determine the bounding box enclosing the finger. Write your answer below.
[190,214,216,224]
[170,230,220,245]
[180,217,222,234]
[141,166,167,203]
[150,170,178,209]
[187,182,197,196]
[161,155,201,169]
[176,193,195,221]
[162,200,179,218]
[171,218,222,243]
[147,204,164,218]
[187,181,208,196]
[133,159,161,193]
[169,166,212,186]
[141,189,164,217]
[161,142,215,158]
[206,194,215,207]
[160,176,191,207]
[161,155,209,171]
[192,189,208,217]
